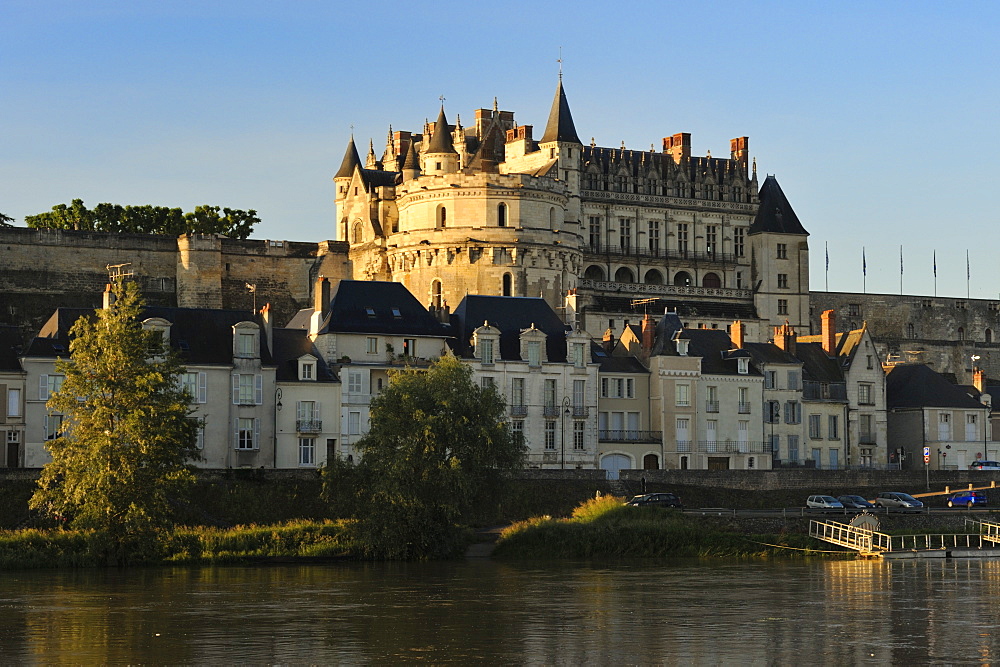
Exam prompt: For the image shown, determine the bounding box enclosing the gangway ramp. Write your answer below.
[810,520,890,556]
[972,518,1000,544]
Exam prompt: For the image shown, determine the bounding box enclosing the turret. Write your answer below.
[334,135,361,201]
[422,106,459,175]
[401,135,421,181]
[537,76,583,224]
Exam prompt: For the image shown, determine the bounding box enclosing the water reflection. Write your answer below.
[2,559,1000,663]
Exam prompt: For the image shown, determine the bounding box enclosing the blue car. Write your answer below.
[948,491,988,508]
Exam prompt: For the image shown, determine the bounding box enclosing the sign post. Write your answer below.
[924,446,931,489]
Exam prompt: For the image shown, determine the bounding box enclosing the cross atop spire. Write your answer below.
[557,47,563,81]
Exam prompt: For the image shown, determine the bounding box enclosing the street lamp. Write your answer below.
[562,395,571,469]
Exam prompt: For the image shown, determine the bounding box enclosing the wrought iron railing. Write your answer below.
[296,419,322,433]
[542,405,560,418]
[706,401,719,413]
[738,402,752,414]
[598,430,662,443]
[578,279,751,300]
[584,242,735,264]
[573,405,589,418]
[697,440,770,454]
[509,405,528,417]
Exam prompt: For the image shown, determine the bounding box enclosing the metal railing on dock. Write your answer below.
[809,520,890,555]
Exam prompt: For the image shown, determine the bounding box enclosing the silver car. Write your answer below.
[875,492,924,509]
[806,495,844,509]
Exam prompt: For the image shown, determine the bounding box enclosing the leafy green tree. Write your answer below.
[29,280,199,565]
[0,211,13,227]
[25,199,259,238]
[341,355,526,559]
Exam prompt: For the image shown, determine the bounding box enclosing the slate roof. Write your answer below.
[425,107,457,154]
[886,364,985,410]
[649,312,684,356]
[598,356,649,374]
[451,295,570,362]
[271,328,339,383]
[749,175,808,235]
[539,79,581,145]
[307,280,449,338]
[798,325,867,367]
[795,341,846,384]
[360,168,398,188]
[743,341,801,366]
[335,136,362,179]
[651,319,759,377]
[0,324,25,372]
[24,306,274,365]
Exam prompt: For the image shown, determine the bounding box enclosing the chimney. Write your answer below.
[731,320,745,349]
[260,303,273,355]
[641,314,655,351]
[821,309,836,356]
[974,368,986,394]
[103,284,116,309]
[602,328,614,353]
[773,322,796,356]
[314,276,331,318]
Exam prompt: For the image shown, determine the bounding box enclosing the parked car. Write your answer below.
[947,490,988,508]
[806,495,844,509]
[969,461,1000,471]
[626,493,683,509]
[875,492,924,509]
[838,495,876,509]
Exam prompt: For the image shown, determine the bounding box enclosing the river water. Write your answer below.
[1,557,998,664]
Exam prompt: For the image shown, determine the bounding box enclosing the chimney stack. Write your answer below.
[821,310,837,356]
[261,303,273,355]
[103,284,116,310]
[731,320,745,349]
[314,276,331,318]
[974,368,986,394]
[602,328,614,353]
[641,314,655,351]
[773,321,796,356]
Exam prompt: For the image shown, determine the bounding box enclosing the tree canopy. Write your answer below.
[0,212,13,227]
[24,199,259,238]
[337,355,526,559]
[29,280,199,564]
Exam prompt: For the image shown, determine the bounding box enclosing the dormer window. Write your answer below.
[738,358,749,374]
[141,317,172,353]
[301,362,314,381]
[233,322,260,359]
[473,324,499,365]
[480,339,495,365]
[676,339,690,356]
[527,341,541,367]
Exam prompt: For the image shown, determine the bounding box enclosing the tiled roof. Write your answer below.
[743,341,801,365]
[749,175,808,235]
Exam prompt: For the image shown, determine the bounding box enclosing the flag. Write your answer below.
[933,250,937,278]
[825,242,829,271]
[862,247,866,276]
[967,250,971,280]
[900,245,903,275]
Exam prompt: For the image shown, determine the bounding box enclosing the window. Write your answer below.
[481,376,495,389]
[867,355,874,370]
[181,372,207,404]
[848,304,860,317]
[648,219,660,253]
[938,412,952,441]
[544,379,557,408]
[705,225,717,256]
[788,435,799,462]
[777,299,788,315]
[619,217,632,251]
[512,420,524,443]
[600,377,634,399]
[738,358,749,374]
[437,206,447,228]
[502,273,512,296]
[38,374,65,400]
[237,332,256,357]
[236,417,259,450]
[858,383,873,405]
[232,374,262,405]
[677,223,689,254]
[787,371,799,391]
[784,401,801,424]
[300,362,315,381]
[402,338,417,357]
[497,203,507,227]
[809,414,822,439]
[706,386,719,412]
[734,228,745,257]
[299,438,316,466]
[676,339,690,355]
[827,415,839,440]
[6,387,22,418]
[860,414,874,441]
[738,387,750,413]
[676,384,691,407]
[573,421,585,450]
[764,371,776,389]
[480,338,495,365]
[527,341,541,367]
[511,378,525,407]
[44,414,63,440]
[366,337,378,355]
[193,422,205,450]
[348,411,361,435]
[966,413,978,441]
[297,400,318,427]
[777,274,788,289]
[348,371,363,394]
[573,379,585,408]
[572,342,586,368]
[589,216,602,249]
[544,421,556,450]
[776,243,787,259]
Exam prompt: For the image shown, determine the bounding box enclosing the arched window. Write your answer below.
[644,269,663,285]
[702,272,721,288]
[614,267,635,283]
[437,205,447,229]
[502,273,512,296]
[643,453,659,470]
[549,207,557,230]
[584,265,605,281]
[907,323,915,339]
[987,329,993,343]
[958,327,965,341]
[431,280,443,308]
[352,222,363,244]
[498,203,507,227]
[673,271,692,287]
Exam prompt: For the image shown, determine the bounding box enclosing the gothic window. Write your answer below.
[958,327,965,341]
[437,205,447,228]
[907,323,915,339]
[987,328,993,343]
[352,222,363,244]
[497,203,507,227]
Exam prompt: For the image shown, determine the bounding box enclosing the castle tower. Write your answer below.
[537,76,583,226]
[334,136,362,241]
[749,175,810,333]
[422,106,459,176]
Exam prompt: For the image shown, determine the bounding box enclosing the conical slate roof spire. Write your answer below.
[749,175,808,235]
[540,78,581,144]
[425,106,457,154]
[335,135,362,178]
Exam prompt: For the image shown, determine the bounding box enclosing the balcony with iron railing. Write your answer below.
[542,405,560,418]
[859,431,878,444]
[697,440,770,454]
[578,279,751,301]
[676,440,692,452]
[738,402,752,414]
[509,405,528,417]
[296,419,322,433]
[583,242,736,264]
[573,405,589,418]
[705,401,719,413]
[599,430,662,443]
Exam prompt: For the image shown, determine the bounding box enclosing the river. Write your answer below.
[1,558,998,664]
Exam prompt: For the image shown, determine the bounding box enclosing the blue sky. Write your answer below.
[3,1,998,299]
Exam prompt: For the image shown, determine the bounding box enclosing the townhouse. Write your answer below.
[0,325,26,468]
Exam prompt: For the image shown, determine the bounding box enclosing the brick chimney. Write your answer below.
[602,328,614,353]
[314,276,331,318]
[641,314,655,351]
[773,321,796,356]
[821,309,837,356]
[731,320,745,348]
[974,368,986,393]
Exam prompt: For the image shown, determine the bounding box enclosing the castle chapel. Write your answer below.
[335,79,810,341]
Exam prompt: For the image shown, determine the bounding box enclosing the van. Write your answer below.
[969,461,1000,470]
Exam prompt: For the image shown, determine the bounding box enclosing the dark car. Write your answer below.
[948,490,988,508]
[626,493,683,509]
[875,492,924,509]
[838,495,876,509]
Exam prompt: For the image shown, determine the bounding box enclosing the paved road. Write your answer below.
[682,507,996,518]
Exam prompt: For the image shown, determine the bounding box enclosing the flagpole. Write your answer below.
[967,249,971,299]
[825,241,829,292]
[933,250,937,297]
[862,246,867,294]
[900,245,903,295]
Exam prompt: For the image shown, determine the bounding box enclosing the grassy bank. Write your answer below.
[493,495,840,560]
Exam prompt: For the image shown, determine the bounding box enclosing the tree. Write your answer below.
[341,355,526,559]
[25,199,259,238]
[29,281,199,564]
[0,211,13,227]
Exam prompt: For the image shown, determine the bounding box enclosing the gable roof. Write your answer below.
[311,280,448,337]
[742,341,801,366]
[749,175,808,235]
[886,364,985,410]
[539,78,581,145]
[451,295,570,362]
[271,328,338,383]
[654,324,760,377]
[798,324,868,367]
[795,341,846,384]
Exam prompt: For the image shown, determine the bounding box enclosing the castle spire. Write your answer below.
[426,105,457,154]
[539,77,581,144]
[401,133,422,181]
[334,135,361,179]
